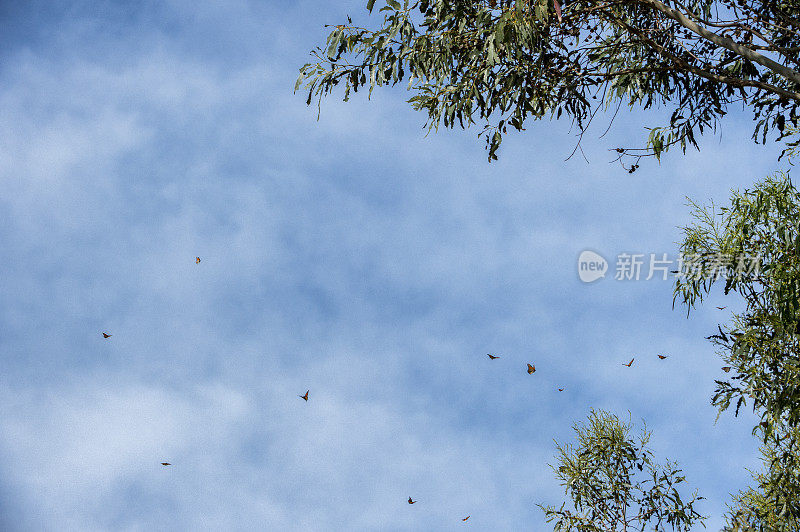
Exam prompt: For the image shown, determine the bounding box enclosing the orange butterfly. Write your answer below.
[299,390,309,401]
[102,332,112,338]
[658,355,668,360]
[408,497,416,504]
[487,354,499,360]
[623,358,634,367]
[161,462,171,466]
[527,363,536,374]
[558,388,564,392]
[716,306,726,310]
[462,515,470,521]
[196,257,201,264]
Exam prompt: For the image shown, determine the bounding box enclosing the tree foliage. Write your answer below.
[723,430,800,531]
[539,409,705,531]
[675,172,800,528]
[297,0,800,162]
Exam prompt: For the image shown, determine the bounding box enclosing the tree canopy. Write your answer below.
[540,410,705,531]
[297,0,800,163]
[675,172,800,529]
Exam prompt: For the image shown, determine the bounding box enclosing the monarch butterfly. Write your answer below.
[408,497,416,504]
[299,390,309,401]
[527,363,536,374]
[102,332,112,338]
[462,515,470,521]
[658,355,667,360]
[623,358,634,367]
[196,257,201,264]
[558,388,564,392]
[161,462,171,466]
[487,354,499,360]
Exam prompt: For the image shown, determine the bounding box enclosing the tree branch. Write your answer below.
[637,0,800,86]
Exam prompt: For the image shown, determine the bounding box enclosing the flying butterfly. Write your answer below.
[487,354,499,360]
[527,363,536,374]
[623,358,634,367]
[658,355,668,360]
[408,497,416,504]
[196,257,201,264]
[161,462,171,466]
[462,515,470,521]
[102,332,112,339]
[299,390,309,401]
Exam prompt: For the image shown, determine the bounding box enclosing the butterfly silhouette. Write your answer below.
[161,462,171,466]
[658,355,668,360]
[722,366,732,373]
[527,363,536,374]
[462,515,470,521]
[196,257,201,264]
[623,358,634,367]
[299,390,309,401]
[487,354,499,360]
[102,332,112,339]
[716,306,726,310]
[558,388,564,392]
[408,497,416,504]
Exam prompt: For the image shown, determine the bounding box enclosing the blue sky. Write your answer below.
[0,1,792,530]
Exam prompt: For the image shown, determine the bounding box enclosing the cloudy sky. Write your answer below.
[0,1,792,530]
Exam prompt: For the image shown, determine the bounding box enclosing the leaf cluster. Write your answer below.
[675,172,800,527]
[723,430,800,531]
[538,409,705,531]
[297,0,800,161]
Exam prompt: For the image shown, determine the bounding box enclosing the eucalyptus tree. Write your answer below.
[297,0,800,163]
[676,171,800,529]
[539,410,705,531]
